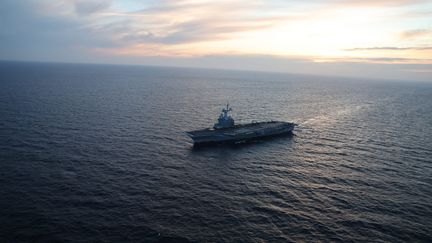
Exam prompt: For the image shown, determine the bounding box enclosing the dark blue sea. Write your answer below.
[1,61,431,242]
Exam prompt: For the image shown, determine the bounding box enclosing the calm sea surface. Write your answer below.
[1,61,431,242]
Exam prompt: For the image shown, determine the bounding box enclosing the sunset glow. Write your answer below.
[2,0,432,80]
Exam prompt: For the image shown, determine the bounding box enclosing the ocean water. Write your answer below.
[0,61,431,242]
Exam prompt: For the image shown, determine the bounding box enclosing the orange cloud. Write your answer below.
[34,0,432,66]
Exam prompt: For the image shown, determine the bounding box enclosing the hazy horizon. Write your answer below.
[1,0,431,81]
[3,58,432,84]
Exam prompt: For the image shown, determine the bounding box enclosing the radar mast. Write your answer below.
[214,103,235,129]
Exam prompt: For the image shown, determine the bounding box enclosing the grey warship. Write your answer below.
[186,104,296,145]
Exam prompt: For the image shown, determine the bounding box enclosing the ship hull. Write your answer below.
[186,121,296,145]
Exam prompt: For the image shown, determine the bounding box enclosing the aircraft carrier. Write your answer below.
[186,104,296,145]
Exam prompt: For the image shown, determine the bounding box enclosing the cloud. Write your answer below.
[345,47,432,51]
[403,68,432,73]
[0,0,115,62]
[318,0,429,7]
[73,0,300,50]
[112,15,284,45]
[72,0,112,15]
[405,10,432,17]
[344,57,432,63]
[400,29,432,39]
[310,55,432,65]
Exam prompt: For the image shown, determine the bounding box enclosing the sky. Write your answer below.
[1,0,431,81]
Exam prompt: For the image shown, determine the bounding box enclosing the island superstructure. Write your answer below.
[186,104,296,145]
